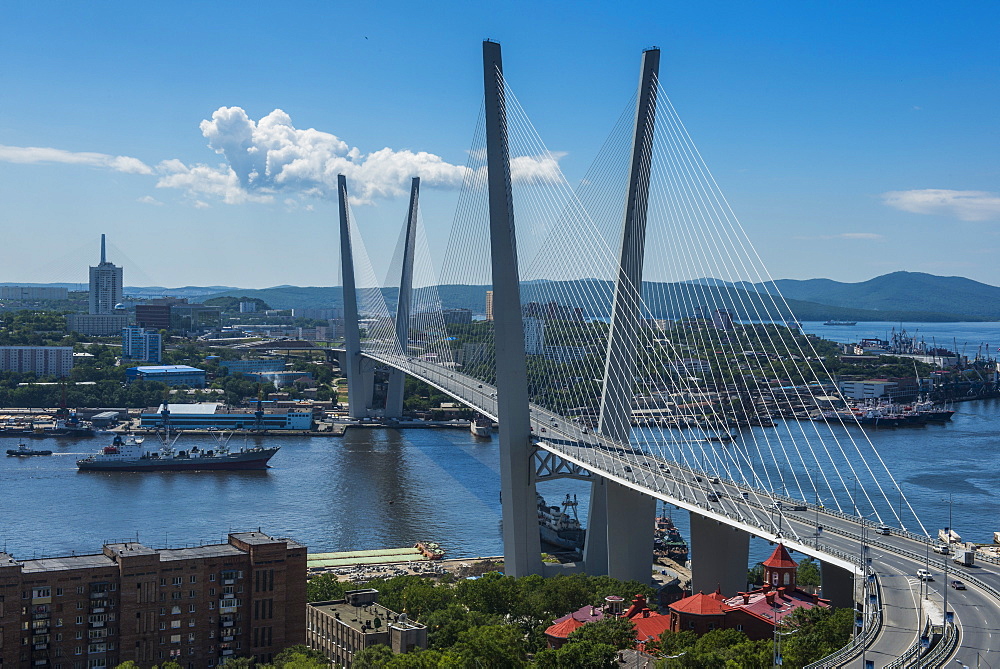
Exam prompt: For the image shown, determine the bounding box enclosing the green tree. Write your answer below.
[533,639,618,668]
[384,648,465,667]
[306,573,350,602]
[566,617,636,650]
[796,557,821,589]
[352,643,395,668]
[780,607,853,667]
[421,604,504,650]
[449,624,527,668]
[273,644,331,667]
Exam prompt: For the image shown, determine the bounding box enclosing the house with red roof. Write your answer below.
[667,544,830,641]
[544,594,672,651]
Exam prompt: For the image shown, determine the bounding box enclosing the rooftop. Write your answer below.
[310,600,423,633]
[22,554,116,573]
[130,365,205,373]
[724,586,828,624]
[762,543,798,570]
[667,590,732,616]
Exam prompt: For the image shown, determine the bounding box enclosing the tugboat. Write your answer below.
[76,407,278,472]
[6,443,52,456]
[654,507,689,564]
[538,493,586,551]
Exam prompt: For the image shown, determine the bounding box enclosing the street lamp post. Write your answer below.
[773,628,796,668]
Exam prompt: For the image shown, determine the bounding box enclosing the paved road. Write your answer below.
[366,353,1000,665]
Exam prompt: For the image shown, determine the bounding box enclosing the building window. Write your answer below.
[56,588,64,596]
[190,575,197,584]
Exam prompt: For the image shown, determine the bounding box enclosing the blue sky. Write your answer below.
[0,1,997,289]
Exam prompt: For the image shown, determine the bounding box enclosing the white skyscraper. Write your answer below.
[89,233,123,315]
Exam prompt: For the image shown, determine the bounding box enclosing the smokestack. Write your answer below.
[101,234,106,264]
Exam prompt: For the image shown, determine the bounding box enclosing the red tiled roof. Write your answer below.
[631,613,672,646]
[762,543,797,569]
[724,588,828,625]
[668,591,734,616]
[544,616,586,639]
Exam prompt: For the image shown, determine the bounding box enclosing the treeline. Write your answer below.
[304,571,851,668]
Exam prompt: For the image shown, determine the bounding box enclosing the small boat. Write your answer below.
[470,415,491,438]
[414,541,445,559]
[6,443,52,457]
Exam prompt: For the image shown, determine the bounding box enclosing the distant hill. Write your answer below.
[12,271,995,321]
[198,279,982,322]
[757,272,1000,320]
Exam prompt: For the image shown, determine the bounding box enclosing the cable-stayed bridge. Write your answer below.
[332,42,1000,666]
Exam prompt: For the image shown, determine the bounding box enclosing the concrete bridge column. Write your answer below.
[821,561,855,609]
[584,477,610,575]
[689,513,750,596]
[584,478,656,582]
[606,481,657,582]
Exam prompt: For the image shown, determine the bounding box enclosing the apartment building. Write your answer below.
[0,531,306,669]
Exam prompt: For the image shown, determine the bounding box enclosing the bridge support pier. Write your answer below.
[583,478,656,582]
[583,478,610,575]
[820,562,855,609]
[606,481,657,582]
[689,513,750,596]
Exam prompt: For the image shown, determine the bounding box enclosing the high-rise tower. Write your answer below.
[88,233,123,314]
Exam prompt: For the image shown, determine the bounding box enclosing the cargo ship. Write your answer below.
[538,493,586,551]
[470,415,491,438]
[76,433,278,471]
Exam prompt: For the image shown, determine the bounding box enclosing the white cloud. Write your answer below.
[882,189,1000,222]
[0,144,153,175]
[180,106,474,204]
[837,232,883,240]
[792,232,884,241]
[137,195,164,206]
[0,107,567,207]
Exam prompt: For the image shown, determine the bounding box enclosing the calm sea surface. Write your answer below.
[2,404,998,567]
[0,322,997,566]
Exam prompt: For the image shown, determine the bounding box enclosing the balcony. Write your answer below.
[223,579,235,585]
[221,636,234,642]
[32,627,50,636]
[221,621,234,628]
[221,649,234,657]
[90,591,107,599]
[32,612,51,620]
[90,621,105,628]
[33,643,49,651]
